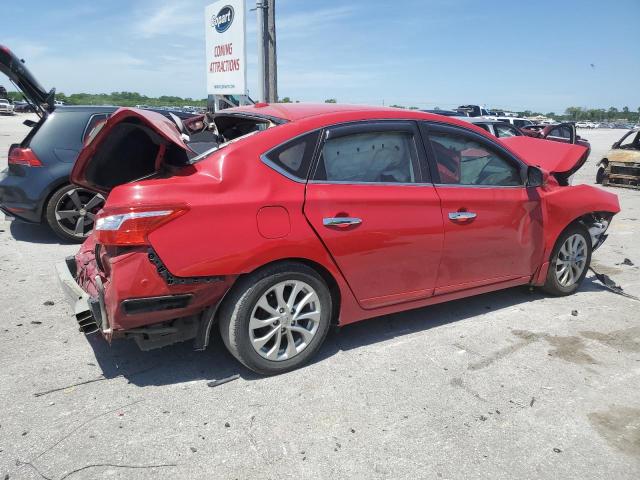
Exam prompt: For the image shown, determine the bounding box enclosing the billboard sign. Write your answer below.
[205,0,246,95]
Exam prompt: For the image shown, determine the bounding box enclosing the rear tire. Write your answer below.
[542,224,592,296]
[219,262,332,375]
[45,184,105,243]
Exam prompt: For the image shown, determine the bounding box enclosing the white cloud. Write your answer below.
[134,1,203,39]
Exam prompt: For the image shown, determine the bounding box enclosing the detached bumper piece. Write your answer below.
[55,257,100,334]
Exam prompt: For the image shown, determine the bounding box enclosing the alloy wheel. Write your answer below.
[555,233,588,287]
[54,188,105,239]
[249,280,321,361]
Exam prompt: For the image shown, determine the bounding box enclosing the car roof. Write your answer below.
[223,103,412,122]
[457,117,511,125]
[53,105,195,119]
[56,105,119,113]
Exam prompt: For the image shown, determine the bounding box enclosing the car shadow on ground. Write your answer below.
[9,220,76,245]
[86,285,561,387]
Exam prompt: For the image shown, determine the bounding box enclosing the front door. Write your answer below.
[421,122,543,294]
[303,121,444,309]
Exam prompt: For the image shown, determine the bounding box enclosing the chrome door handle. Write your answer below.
[323,217,362,227]
[448,211,477,221]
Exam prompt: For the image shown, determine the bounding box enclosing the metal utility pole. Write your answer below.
[257,0,277,103]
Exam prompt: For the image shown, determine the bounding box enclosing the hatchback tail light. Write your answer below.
[8,147,43,167]
[94,206,188,246]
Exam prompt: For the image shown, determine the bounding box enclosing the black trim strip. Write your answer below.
[147,248,224,286]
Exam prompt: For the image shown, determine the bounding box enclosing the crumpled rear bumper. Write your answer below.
[56,235,237,348]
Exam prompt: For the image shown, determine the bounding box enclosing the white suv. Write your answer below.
[495,117,533,128]
[0,98,15,115]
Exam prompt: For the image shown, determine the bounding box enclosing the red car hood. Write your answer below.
[500,136,589,180]
[71,107,193,194]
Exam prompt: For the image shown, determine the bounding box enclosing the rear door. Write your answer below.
[421,122,543,294]
[303,121,444,309]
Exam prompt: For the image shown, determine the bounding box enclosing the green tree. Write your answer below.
[324,98,337,103]
[281,97,292,103]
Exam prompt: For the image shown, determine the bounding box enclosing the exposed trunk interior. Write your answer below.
[212,114,274,142]
[83,119,190,192]
[76,110,277,193]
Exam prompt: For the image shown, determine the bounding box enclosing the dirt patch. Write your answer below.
[467,330,541,370]
[589,261,624,276]
[467,329,597,370]
[545,335,596,364]
[581,327,640,353]
[588,406,640,457]
[449,377,487,402]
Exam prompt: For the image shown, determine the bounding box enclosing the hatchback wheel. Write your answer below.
[542,224,592,296]
[45,184,105,243]
[219,262,332,375]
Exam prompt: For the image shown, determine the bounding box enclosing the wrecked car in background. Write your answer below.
[457,117,523,138]
[57,103,619,375]
[520,123,590,149]
[596,128,640,188]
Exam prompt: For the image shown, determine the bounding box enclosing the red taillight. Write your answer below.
[94,206,188,246]
[8,147,43,167]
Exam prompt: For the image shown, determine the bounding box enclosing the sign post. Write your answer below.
[205,0,249,111]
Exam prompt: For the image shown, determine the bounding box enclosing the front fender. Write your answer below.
[542,184,619,258]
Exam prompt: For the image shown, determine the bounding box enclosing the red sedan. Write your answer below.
[57,104,619,374]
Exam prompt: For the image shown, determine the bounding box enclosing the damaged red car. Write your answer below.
[57,104,620,374]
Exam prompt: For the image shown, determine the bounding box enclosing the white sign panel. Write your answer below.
[205,0,246,95]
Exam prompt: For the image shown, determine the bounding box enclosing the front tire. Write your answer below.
[219,262,332,375]
[542,224,592,296]
[595,164,606,184]
[45,184,105,243]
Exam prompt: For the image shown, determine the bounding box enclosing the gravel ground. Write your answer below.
[0,113,639,479]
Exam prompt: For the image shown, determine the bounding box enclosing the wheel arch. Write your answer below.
[39,178,73,221]
[216,257,342,327]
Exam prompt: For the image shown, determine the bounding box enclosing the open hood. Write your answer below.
[71,108,194,194]
[0,45,55,117]
[500,136,589,183]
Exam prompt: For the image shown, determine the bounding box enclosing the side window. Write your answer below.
[83,114,109,143]
[494,124,520,138]
[548,126,571,139]
[314,130,418,183]
[620,132,639,149]
[263,131,320,180]
[428,130,522,186]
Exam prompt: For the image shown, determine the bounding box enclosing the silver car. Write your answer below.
[0,98,15,115]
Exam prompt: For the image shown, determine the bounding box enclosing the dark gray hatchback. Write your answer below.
[0,45,195,242]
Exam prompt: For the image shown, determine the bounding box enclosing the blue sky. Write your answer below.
[2,0,639,113]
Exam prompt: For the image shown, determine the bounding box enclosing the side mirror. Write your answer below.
[612,142,620,149]
[526,166,546,187]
